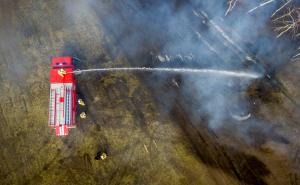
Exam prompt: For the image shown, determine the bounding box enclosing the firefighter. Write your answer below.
[78,98,85,106]
[100,153,107,160]
[58,68,67,77]
[80,112,87,119]
[95,149,108,160]
[76,92,87,119]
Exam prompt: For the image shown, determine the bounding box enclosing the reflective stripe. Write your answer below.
[60,126,64,135]
[48,89,56,125]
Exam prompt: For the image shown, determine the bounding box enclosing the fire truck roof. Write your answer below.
[52,56,73,68]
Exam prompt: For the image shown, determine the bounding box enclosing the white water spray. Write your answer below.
[72,67,262,79]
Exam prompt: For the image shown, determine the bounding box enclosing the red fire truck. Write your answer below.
[48,56,77,136]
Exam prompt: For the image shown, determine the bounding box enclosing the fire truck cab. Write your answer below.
[48,56,76,136]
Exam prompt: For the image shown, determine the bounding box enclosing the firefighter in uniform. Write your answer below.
[77,96,87,119]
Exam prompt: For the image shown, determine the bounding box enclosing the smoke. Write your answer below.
[61,0,294,142]
[0,3,29,92]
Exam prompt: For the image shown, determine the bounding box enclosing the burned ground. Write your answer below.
[0,0,300,185]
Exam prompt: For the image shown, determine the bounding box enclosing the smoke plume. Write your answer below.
[62,0,296,141]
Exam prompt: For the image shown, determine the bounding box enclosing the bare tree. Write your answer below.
[248,0,276,13]
[225,0,239,16]
[226,0,300,59]
[271,0,300,59]
[272,6,300,38]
